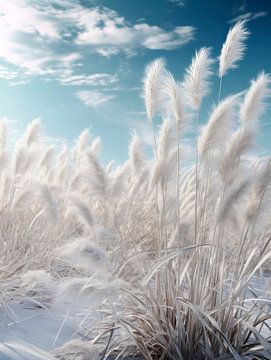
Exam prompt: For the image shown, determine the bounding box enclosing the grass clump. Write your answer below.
[0,21,270,360]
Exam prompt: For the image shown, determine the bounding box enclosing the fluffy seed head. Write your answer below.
[183,47,214,110]
[144,58,165,120]
[240,72,271,129]
[219,21,250,77]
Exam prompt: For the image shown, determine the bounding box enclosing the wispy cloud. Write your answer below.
[76,90,115,107]
[0,0,196,87]
[142,26,195,50]
[72,6,195,52]
[59,73,118,86]
[75,15,195,51]
[168,0,187,7]
[229,11,268,24]
[232,1,247,16]
[0,65,19,81]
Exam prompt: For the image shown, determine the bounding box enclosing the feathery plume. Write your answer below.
[157,118,173,161]
[58,238,112,273]
[23,118,42,146]
[163,71,187,130]
[129,133,146,176]
[90,137,101,156]
[240,72,271,129]
[219,21,249,77]
[85,151,107,197]
[57,145,69,166]
[40,146,55,170]
[69,195,95,229]
[218,178,250,222]
[76,129,91,154]
[20,270,56,305]
[144,58,165,120]
[199,94,240,157]
[12,188,34,209]
[38,183,58,221]
[12,142,36,175]
[0,120,7,152]
[110,161,130,197]
[0,151,7,171]
[183,47,214,110]
[220,127,253,183]
[106,160,115,174]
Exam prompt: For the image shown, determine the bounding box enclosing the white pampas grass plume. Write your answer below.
[218,178,250,222]
[110,161,130,197]
[90,136,102,156]
[245,159,271,224]
[240,72,271,129]
[57,144,69,166]
[150,148,177,187]
[68,195,95,229]
[0,120,7,152]
[72,129,91,166]
[219,21,249,77]
[38,183,58,221]
[106,160,115,174]
[157,118,173,161]
[12,141,37,175]
[163,71,187,130]
[144,58,165,120]
[58,238,112,274]
[56,277,126,307]
[12,188,34,209]
[40,145,55,170]
[23,118,42,146]
[220,127,253,183]
[199,94,240,157]
[0,151,7,171]
[85,151,108,197]
[20,270,56,305]
[75,128,91,154]
[129,133,146,176]
[183,47,214,110]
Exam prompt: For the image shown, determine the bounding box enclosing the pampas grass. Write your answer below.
[240,72,271,129]
[0,21,271,360]
[219,21,250,78]
[183,47,214,111]
[144,58,166,121]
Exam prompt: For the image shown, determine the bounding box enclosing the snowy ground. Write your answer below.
[0,273,115,359]
[0,301,95,359]
[0,272,270,359]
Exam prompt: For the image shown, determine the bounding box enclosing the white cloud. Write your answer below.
[0,0,195,86]
[0,1,61,39]
[142,26,195,50]
[75,14,195,52]
[229,11,268,23]
[168,0,186,7]
[232,1,247,16]
[76,90,115,107]
[0,65,19,80]
[96,48,120,57]
[59,73,118,86]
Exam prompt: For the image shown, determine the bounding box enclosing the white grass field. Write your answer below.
[0,21,271,359]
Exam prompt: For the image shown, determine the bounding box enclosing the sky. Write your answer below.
[0,0,270,164]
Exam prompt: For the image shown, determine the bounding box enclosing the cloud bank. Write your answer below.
[0,0,195,87]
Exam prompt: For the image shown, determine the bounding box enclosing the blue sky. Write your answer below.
[0,0,270,163]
